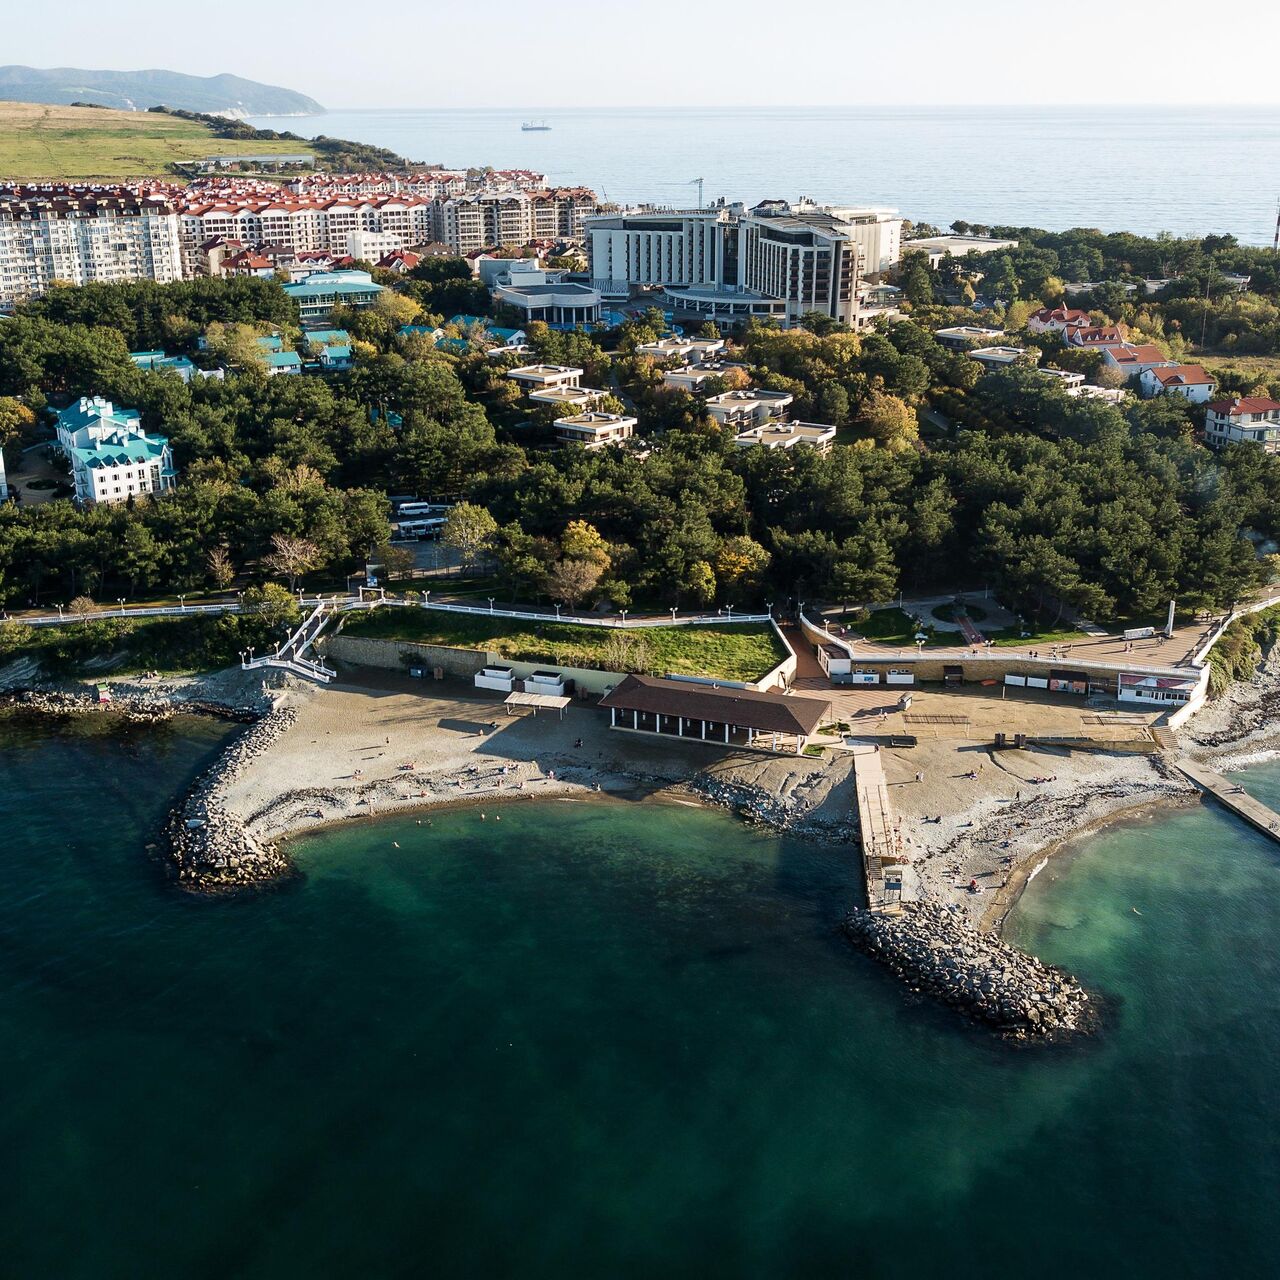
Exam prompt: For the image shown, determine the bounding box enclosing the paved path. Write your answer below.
[1174,759,1280,843]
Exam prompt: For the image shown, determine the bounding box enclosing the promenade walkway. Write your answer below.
[1174,759,1280,844]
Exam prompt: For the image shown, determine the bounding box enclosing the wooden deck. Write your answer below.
[1174,759,1280,843]
[850,744,912,910]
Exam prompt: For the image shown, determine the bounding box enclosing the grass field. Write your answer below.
[0,101,288,179]
[1194,351,1280,386]
[340,608,787,683]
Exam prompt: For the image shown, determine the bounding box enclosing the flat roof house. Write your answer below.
[662,360,748,393]
[554,411,637,448]
[598,673,831,755]
[934,324,1006,349]
[705,388,793,428]
[1203,396,1280,452]
[283,269,384,321]
[968,345,1031,369]
[1139,364,1216,403]
[733,421,836,453]
[528,384,607,409]
[507,364,583,392]
[635,336,727,362]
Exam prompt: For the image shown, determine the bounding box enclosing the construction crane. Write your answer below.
[689,177,704,209]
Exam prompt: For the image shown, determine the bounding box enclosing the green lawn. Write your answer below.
[340,608,787,683]
[0,101,290,179]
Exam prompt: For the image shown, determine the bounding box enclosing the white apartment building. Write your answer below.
[0,192,183,306]
[1203,396,1280,451]
[437,188,598,254]
[1139,364,1216,403]
[347,229,404,261]
[733,421,836,453]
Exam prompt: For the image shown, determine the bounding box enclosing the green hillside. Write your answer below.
[0,101,289,179]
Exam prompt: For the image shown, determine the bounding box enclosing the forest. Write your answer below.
[1,239,1278,628]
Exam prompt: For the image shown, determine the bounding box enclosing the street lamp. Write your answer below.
[117,597,126,617]
[620,609,628,627]
[178,594,186,612]
[670,607,678,622]
[726,604,734,622]
[488,597,495,614]
[554,603,562,619]
[56,603,64,620]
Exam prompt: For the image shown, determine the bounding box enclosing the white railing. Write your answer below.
[17,601,243,627]
[391,598,772,630]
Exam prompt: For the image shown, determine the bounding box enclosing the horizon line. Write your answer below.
[267,100,1280,115]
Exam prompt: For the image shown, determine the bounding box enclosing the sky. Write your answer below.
[7,0,1280,110]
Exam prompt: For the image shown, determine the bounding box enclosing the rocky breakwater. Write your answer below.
[843,903,1098,1041]
[3,688,176,723]
[164,704,299,892]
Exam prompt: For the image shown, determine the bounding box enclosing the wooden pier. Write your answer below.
[850,745,911,910]
[1174,759,1280,842]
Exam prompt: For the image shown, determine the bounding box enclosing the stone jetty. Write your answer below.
[164,704,299,892]
[843,902,1097,1041]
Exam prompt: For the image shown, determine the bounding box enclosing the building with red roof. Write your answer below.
[1204,396,1280,451]
[1139,364,1216,403]
[1026,304,1091,334]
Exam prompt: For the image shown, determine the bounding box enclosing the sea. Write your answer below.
[2,713,1279,1277]
[248,105,1280,243]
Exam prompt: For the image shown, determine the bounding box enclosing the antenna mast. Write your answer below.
[1274,196,1280,252]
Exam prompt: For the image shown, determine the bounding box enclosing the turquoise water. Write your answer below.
[2,717,1279,1277]
[248,105,1280,242]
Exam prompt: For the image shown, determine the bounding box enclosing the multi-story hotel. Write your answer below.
[587,198,888,327]
[0,190,183,307]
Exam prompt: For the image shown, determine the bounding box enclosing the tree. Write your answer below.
[0,396,36,442]
[600,630,654,674]
[560,519,611,570]
[859,390,919,451]
[241,582,301,628]
[378,543,416,580]
[547,557,603,608]
[68,594,97,618]
[262,532,319,591]
[441,501,498,571]
[714,535,770,601]
[684,560,716,606]
[206,545,235,590]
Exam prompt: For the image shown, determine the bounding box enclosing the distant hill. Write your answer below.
[0,66,322,117]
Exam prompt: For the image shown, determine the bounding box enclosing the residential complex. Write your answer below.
[54,397,176,505]
[0,189,183,307]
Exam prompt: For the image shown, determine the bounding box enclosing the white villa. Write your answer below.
[1139,365,1216,403]
[507,364,583,394]
[733,421,836,453]
[554,411,638,449]
[55,397,176,506]
[1203,397,1280,451]
[705,388,793,428]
